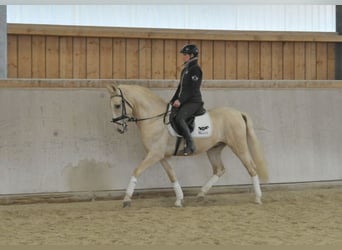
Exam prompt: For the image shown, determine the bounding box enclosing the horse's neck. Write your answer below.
[122,86,168,150]
[123,86,166,118]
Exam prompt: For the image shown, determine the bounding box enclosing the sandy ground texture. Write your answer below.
[0,186,341,246]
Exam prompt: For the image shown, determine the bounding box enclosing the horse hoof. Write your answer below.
[123,201,131,208]
[255,197,262,205]
[197,195,205,202]
[174,200,183,207]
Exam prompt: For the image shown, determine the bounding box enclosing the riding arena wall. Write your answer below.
[1,24,342,200]
[1,79,342,200]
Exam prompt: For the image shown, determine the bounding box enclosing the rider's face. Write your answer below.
[182,53,191,62]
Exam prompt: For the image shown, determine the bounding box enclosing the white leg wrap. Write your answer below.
[252,175,262,198]
[173,181,184,201]
[126,176,137,198]
[201,175,219,194]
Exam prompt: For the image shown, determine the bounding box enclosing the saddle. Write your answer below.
[167,104,211,155]
[169,105,206,136]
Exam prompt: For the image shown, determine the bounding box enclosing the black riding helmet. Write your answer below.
[180,44,199,57]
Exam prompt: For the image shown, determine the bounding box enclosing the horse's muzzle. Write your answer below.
[117,127,125,134]
[112,120,127,134]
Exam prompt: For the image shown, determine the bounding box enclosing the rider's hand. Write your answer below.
[173,99,181,108]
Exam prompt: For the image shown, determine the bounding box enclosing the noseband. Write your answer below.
[110,89,136,133]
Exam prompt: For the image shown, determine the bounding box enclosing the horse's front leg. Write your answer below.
[123,152,163,208]
[160,158,183,207]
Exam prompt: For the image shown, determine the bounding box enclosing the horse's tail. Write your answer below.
[242,113,268,182]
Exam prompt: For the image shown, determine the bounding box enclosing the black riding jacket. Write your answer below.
[171,57,203,105]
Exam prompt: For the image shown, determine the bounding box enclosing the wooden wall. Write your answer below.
[7,24,342,80]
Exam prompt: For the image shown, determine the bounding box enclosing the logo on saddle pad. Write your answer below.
[168,112,212,138]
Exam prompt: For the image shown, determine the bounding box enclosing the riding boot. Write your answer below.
[178,120,196,156]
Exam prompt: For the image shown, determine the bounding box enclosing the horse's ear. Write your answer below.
[106,83,118,95]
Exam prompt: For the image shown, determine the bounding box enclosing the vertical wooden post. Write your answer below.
[336,5,342,79]
[0,5,7,78]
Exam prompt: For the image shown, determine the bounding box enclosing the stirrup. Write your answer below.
[183,145,195,156]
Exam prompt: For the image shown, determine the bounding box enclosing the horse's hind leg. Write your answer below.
[160,158,183,207]
[225,118,263,204]
[234,150,262,204]
[197,143,226,201]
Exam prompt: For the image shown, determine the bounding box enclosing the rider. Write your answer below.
[170,44,203,156]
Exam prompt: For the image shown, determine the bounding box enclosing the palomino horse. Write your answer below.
[106,84,268,207]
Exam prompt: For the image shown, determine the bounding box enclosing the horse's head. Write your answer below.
[106,84,134,134]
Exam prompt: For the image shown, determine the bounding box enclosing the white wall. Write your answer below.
[6,4,336,31]
[1,87,342,195]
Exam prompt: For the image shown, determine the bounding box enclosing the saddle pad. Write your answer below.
[168,112,212,138]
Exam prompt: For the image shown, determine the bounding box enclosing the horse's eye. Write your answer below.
[114,104,121,109]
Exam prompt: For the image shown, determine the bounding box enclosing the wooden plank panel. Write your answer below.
[271,42,283,80]
[10,24,342,43]
[59,37,73,78]
[32,36,46,78]
[100,38,113,79]
[86,38,100,79]
[248,42,260,80]
[164,40,177,79]
[18,35,32,78]
[201,40,213,80]
[283,42,295,80]
[113,38,126,79]
[237,42,248,79]
[126,39,139,79]
[73,37,86,79]
[46,36,59,78]
[176,40,188,78]
[138,39,152,79]
[151,39,164,79]
[7,35,18,78]
[260,42,271,80]
[8,26,339,81]
[226,41,237,79]
[213,41,225,80]
[294,42,305,80]
[316,42,328,80]
[305,42,317,80]
[327,43,335,80]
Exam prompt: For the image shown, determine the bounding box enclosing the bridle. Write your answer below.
[110,88,169,134]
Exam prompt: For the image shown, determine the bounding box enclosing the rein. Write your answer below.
[110,88,169,133]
